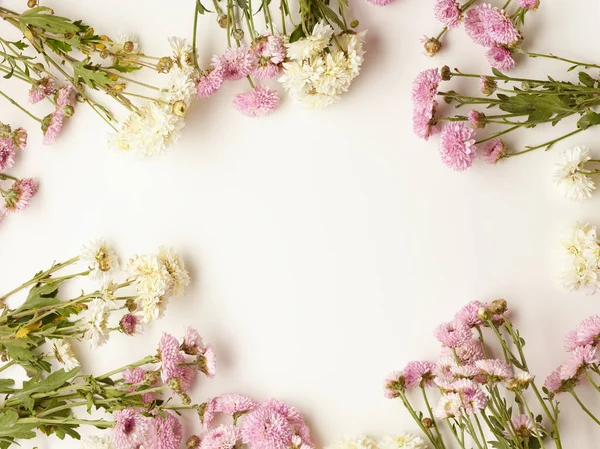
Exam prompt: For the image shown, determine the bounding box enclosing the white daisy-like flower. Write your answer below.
[434,392,462,418]
[286,21,334,61]
[85,298,110,347]
[337,31,367,79]
[137,294,169,323]
[165,66,197,106]
[300,92,340,109]
[559,222,600,293]
[379,434,428,449]
[48,339,80,371]
[128,253,171,297]
[111,33,140,54]
[560,257,600,293]
[325,435,378,449]
[158,246,191,297]
[168,36,194,70]
[82,436,115,449]
[81,239,119,280]
[553,146,595,200]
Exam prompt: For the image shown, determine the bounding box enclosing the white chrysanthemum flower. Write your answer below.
[85,298,110,347]
[158,246,191,297]
[434,392,462,418]
[554,146,595,200]
[82,435,115,449]
[166,66,197,106]
[338,31,367,79]
[326,435,378,449]
[110,102,184,157]
[137,294,170,323]
[286,21,334,61]
[301,92,340,109]
[111,33,140,54]
[560,258,600,293]
[379,434,428,449]
[169,36,194,70]
[559,222,600,293]
[128,254,171,297]
[81,239,119,280]
[48,339,80,371]
[316,51,352,96]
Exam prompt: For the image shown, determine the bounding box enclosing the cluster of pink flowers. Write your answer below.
[29,78,78,145]
[197,34,285,118]
[0,123,38,223]
[195,394,314,449]
[113,408,183,449]
[544,316,600,395]
[412,67,510,170]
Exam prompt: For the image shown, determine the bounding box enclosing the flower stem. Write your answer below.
[0,89,42,123]
[570,390,600,426]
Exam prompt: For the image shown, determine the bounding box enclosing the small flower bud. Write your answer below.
[100,50,109,59]
[126,298,137,312]
[477,307,492,321]
[440,65,451,81]
[187,435,201,449]
[217,15,228,28]
[172,100,187,117]
[422,417,433,428]
[480,76,497,96]
[443,90,456,104]
[197,402,207,423]
[62,105,75,118]
[27,0,38,7]
[350,20,359,28]
[232,29,244,41]
[144,371,160,386]
[468,111,487,129]
[157,57,174,74]
[181,393,192,405]
[490,299,508,315]
[123,41,135,53]
[168,377,184,394]
[423,37,442,57]
[120,313,139,335]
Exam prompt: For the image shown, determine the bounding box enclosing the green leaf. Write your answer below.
[3,342,33,361]
[16,368,80,399]
[0,411,18,428]
[491,68,505,78]
[71,61,113,89]
[579,71,596,88]
[317,3,345,29]
[109,61,142,73]
[11,41,28,51]
[289,25,305,43]
[17,12,81,34]
[46,38,72,54]
[577,111,600,130]
[236,0,248,9]
[17,280,64,312]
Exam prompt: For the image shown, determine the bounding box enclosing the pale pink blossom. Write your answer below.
[453,379,488,414]
[212,47,256,81]
[200,344,217,378]
[213,393,259,415]
[481,138,507,164]
[559,345,598,380]
[3,178,38,213]
[197,69,225,98]
[383,370,405,398]
[183,326,204,355]
[434,0,462,28]
[28,77,55,104]
[439,122,477,171]
[252,34,286,79]
[241,406,294,449]
[564,330,579,352]
[571,316,600,348]
[434,392,462,418]
[404,361,436,388]
[0,138,15,172]
[452,339,485,365]
[123,367,156,404]
[120,313,140,335]
[486,45,516,72]
[412,110,439,141]
[468,111,486,129]
[233,86,279,117]
[112,409,149,449]
[465,4,520,47]
[146,411,183,449]
[412,68,442,111]
[159,332,195,392]
[42,110,64,145]
[451,364,481,379]
[56,84,78,108]
[200,425,241,449]
[519,0,539,9]
[455,301,488,328]
[465,5,496,47]
[504,414,537,438]
[476,359,513,381]
[544,367,565,394]
[12,128,27,151]
[434,321,472,348]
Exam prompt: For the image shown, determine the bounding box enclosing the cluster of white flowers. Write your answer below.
[553,146,596,201]
[326,435,427,449]
[279,21,366,109]
[128,246,191,323]
[48,338,80,371]
[559,222,600,293]
[109,37,198,157]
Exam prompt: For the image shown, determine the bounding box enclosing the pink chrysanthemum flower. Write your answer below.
[212,47,256,81]
[197,69,225,98]
[439,122,477,171]
[434,321,472,348]
[233,86,279,118]
[383,370,406,398]
[252,34,286,79]
[42,110,65,145]
[486,45,516,72]
[0,138,15,172]
[434,376,457,392]
[112,409,149,449]
[481,138,507,164]
[120,313,140,335]
[519,0,539,10]
[573,315,600,348]
[440,340,485,366]
[465,5,496,47]
[367,0,395,6]
[475,359,513,381]
[451,364,481,379]
[12,128,27,151]
[434,0,462,28]
[214,393,259,415]
[200,425,241,449]
[123,367,156,404]
[146,411,183,449]
[559,345,598,381]
[262,398,306,429]
[404,361,436,388]
[435,356,457,379]
[412,111,439,141]
[453,379,488,414]
[455,301,489,328]
[3,178,38,213]
[434,392,462,418]
[412,68,442,111]
[543,367,565,394]
[241,406,294,449]
[468,111,486,129]
[159,332,195,393]
[505,414,538,439]
[183,326,204,355]
[563,330,579,352]
[28,77,55,104]
[56,84,78,108]
[200,344,217,378]
[482,6,520,45]
[479,76,497,96]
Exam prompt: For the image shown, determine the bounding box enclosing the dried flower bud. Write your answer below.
[126,298,137,312]
[168,377,184,394]
[440,65,451,81]
[480,76,497,96]
[187,436,201,449]
[423,37,442,57]
[469,111,487,129]
[477,307,492,321]
[181,393,192,405]
[232,29,244,41]
[422,417,433,428]
[157,57,174,74]
[217,15,228,28]
[489,299,508,315]
[27,0,37,7]
[350,20,359,28]
[443,90,456,104]
[197,402,207,423]
[62,105,75,118]
[100,50,109,59]
[120,313,139,335]
[144,370,160,385]
[0,352,7,362]
[172,100,187,117]
[123,41,135,53]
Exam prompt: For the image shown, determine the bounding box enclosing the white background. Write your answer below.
[1,0,600,447]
